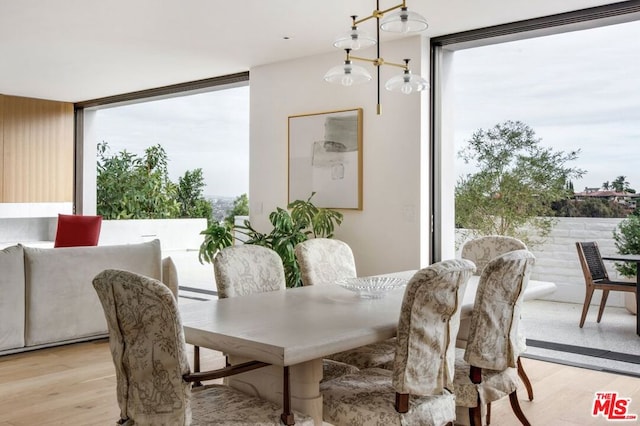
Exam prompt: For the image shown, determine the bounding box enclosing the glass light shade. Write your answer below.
[333,27,376,50]
[324,61,372,86]
[380,7,428,33]
[385,70,428,94]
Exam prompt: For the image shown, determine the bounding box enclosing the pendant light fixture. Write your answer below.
[324,0,429,115]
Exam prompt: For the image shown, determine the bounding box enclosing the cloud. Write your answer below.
[453,20,640,191]
[93,86,249,198]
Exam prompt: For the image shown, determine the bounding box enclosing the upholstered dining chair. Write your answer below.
[295,238,396,371]
[194,244,289,378]
[460,235,534,402]
[320,258,476,426]
[461,235,527,276]
[187,244,289,379]
[214,244,286,298]
[92,269,313,425]
[218,243,358,382]
[575,241,637,328]
[453,249,535,426]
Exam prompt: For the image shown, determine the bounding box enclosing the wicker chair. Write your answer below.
[575,241,636,328]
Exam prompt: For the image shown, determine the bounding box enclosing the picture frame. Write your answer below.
[288,108,363,210]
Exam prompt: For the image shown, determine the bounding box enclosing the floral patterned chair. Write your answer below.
[452,249,535,426]
[460,235,534,402]
[320,259,476,426]
[186,244,289,382]
[92,269,314,425]
[461,235,527,276]
[295,238,396,371]
[214,245,286,298]
[218,243,358,382]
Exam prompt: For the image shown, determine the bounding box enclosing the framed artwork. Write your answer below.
[288,108,363,210]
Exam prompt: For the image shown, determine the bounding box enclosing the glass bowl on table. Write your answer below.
[336,276,408,299]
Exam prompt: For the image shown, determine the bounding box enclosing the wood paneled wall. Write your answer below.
[1,95,74,202]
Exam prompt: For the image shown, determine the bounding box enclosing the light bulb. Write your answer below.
[341,75,354,86]
[401,83,413,95]
[400,15,409,34]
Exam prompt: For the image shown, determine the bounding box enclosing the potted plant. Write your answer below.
[199,193,343,288]
[612,213,640,314]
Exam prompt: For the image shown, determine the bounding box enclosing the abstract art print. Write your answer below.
[288,108,362,209]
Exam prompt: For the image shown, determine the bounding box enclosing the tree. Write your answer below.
[611,175,635,193]
[613,214,640,278]
[456,120,584,245]
[97,141,211,221]
[224,193,249,225]
[552,198,628,218]
[602,181,610,190]
[177,169,213,222]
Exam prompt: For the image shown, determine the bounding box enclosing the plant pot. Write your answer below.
[625,292,637,315]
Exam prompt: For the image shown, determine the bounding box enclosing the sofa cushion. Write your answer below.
[54,214,102,248]
[24,239,162,347]
[0,245,25,351]
[162,256,179,299]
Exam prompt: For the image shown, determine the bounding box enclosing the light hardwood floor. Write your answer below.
[1,340,639,425]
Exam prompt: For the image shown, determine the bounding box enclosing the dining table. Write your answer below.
[601,254,640,335]
[179,271,557,425]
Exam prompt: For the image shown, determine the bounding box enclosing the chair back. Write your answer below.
[392,259,476,396]
[464,250,535,371]
[92,269,192,425]
[214,244,286,298]
[294,238,357,286]
[461,235,527,276]
[576,241,609,282]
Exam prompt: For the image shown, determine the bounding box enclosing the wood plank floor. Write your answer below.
[1,340,639,425]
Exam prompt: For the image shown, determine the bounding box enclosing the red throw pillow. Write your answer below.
[54,214,103,248]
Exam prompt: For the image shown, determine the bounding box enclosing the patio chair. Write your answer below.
[320,258,475,426]
[575,241,637,328]
[92,269,313,425]
[295,238,397,371]
[453,249,535,426]
[460,235,534,402]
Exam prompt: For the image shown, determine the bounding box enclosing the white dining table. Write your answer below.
[180,272,556,425]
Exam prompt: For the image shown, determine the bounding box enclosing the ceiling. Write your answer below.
[0,0,626,102]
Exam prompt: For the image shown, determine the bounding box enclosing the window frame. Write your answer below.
[429,1,640,261]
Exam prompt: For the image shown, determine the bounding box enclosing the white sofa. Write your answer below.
[0,239,178,356]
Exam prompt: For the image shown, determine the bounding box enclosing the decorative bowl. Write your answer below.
[336,276,408,299]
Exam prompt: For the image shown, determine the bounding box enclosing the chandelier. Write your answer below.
[324,0,429,115]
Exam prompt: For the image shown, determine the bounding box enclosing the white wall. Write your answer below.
[100,218,207,251]
[249,36,431,276]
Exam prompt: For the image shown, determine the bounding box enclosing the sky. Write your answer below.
[92,20,640,200]
[453,19,640,192]
[93,85,250,198]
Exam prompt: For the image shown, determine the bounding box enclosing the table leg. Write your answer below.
[227,355,324,425]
